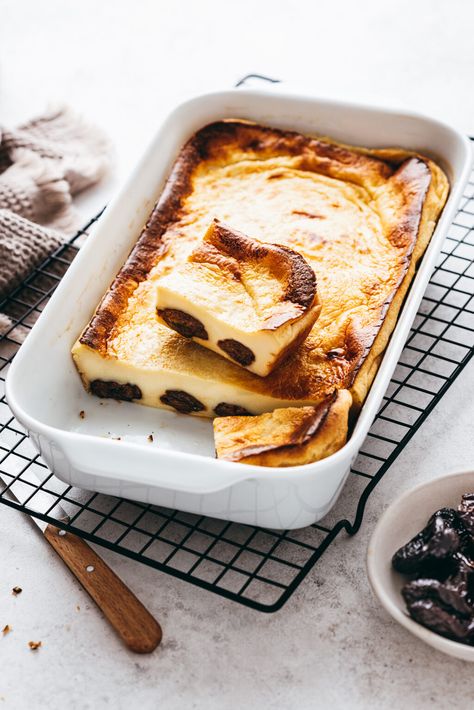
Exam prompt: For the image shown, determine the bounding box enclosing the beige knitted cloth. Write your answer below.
[0,108,110,334]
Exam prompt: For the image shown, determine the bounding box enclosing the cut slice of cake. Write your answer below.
[155,220,321,377]
[213,389,352,467]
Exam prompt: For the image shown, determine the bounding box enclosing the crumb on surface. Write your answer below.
[2,625,11,635]
[28,641,42,650]
[147,434,154,443]
[12,586,22,596]
[112,436,122,441]
[76,605,80,612]
[79,410,85,419]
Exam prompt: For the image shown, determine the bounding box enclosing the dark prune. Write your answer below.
[160,390,205,414]
[213,403,252,417]
[392,493,474,647]
[402,568,474,617]
[404,598,474,645]
[217,339,255,366]
[458,493,474,544]
[158,309,208,340]
[392,508,462,576]
[459,493,474,516]
[90,380,142,401]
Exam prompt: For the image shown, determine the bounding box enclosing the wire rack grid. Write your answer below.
[1,88,473,613]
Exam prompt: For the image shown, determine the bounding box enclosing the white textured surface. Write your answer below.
[1,0,474,707]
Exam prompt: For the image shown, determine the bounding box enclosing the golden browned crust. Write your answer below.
[79,132,201,355]
[189,219,317,328]
[213,389,352,466]
[205,220,317,312]
[76,119,449,412]
[79,121,416,354]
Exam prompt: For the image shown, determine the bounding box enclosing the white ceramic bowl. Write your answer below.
[367,469,474,662]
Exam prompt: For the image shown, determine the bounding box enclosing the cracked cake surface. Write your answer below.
[72,119,449,420]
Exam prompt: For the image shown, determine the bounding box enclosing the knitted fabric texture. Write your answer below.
[0,108,110,334]
[0,209,63,297]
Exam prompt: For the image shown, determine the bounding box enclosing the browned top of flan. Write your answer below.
[78,120,448,405]
[188,218,317,329]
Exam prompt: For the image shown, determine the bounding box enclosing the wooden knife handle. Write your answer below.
[44,524,162,653]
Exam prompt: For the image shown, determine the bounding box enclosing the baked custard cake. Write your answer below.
[155,219,321,376]
[72,120,449,421]
[213,390,352,466]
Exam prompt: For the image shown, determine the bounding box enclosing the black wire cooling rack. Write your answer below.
[1,78,474,612]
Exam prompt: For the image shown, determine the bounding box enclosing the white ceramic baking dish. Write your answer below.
[6,87,472,529]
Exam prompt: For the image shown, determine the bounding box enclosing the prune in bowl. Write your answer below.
[367,469,474,662]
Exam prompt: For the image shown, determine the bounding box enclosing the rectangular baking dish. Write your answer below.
[6,87,472,530]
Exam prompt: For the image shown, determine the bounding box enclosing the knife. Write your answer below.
[1,466,162,653]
